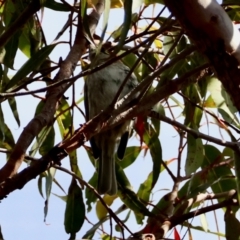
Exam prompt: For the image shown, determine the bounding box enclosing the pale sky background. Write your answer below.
[0,1,230,239]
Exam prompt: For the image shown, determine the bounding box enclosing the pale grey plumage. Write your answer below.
[84,51,138,195]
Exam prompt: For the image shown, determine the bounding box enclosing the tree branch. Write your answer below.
[0,58,208,199]
[170,192,237,227]
[149,111,237,149]
[0,1,104,183]
[164,0,240,111]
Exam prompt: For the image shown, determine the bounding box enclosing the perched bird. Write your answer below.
[84,50,138,195]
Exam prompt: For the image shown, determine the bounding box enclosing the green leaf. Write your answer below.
[156,17,179,33]
[81,0,94,44]
[29,125,53,157]
[0,64,3,88]
[0,104,5,141]
[84,145,96,166]
[137,172,153,203]
[56,99,82,178]
[149,133,162,188]
[115,210,131,232]
[102,235,117,240]
[207,76,239,126]
[151,191,176,217]
[69,150,82,178]
[218,108,239,128]
[188,50,208,70]
[121,52,141,79]
[179,146,232,203]
[39,126,55,156]
[18,16,42,58]
[53,177,66,194]
[227,6,240,21]
[0,225,5,240]
[141,52,159,79]
[0,123,15,151]
[1,1,21,68]
[225,208,240,239]
[116,161,132,190]
[44,0,72,11]
[3,0,15,26]
[3,31,20,68]
[223,0,240,4]
[56,99,72,138]
[202,145,236,196]
[38,127,53,155]
[100,0,110,43]
[183,83,202,127]
[222,147,234,160]
[117,146,141,169]
[157,59,186,88]
[44,167,56,221]
[34,99,45,115]
[163,34,187,59]
[5,44,57,90]
[85,173,98,211]
[204,95,217,108]
[82,204,127,239]
[82,220,103,239]
[8,97,20,126]
[200,213,208,232]
[64,179,85,235]
[132,0,144,10]
[111,13,138,42]
[37,173,45,198]
[185,133,204,175]
[145,0,164,5]
[234,150,240,205]
[118,187,149,225]
[151,102,165,135]
[52,193,67,202]
[186,174,210,200]
[169,95,184,109]
[143,123,162,189]
[114,0,132,54]
[18,29,31,58]
[176,172,219,217]
[116,162,152,224]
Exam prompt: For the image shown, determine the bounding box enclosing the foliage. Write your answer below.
[0,0,239,239]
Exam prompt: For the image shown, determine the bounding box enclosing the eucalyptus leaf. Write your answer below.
[5,44,57,90]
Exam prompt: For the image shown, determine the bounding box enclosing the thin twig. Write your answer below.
[149,111,238,150]
[170,192,237,227]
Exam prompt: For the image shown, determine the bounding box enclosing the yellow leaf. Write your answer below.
[96,195,117,220]
[88,0,123,8]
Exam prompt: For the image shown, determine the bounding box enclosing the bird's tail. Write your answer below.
[98,152,117,195]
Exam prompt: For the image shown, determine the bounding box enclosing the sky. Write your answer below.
[0,1,228,240]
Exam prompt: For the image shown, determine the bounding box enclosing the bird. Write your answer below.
[84,49,138,195]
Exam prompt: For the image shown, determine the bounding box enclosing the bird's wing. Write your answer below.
[117,131,129,160]
[84,81,100,159]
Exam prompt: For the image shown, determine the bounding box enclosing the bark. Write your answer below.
[164,0,240,111]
